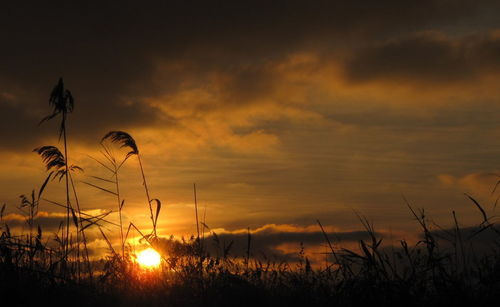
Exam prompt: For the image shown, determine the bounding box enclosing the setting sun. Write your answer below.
[136,248,161,269]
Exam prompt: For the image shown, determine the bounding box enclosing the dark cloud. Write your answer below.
[0,90,165,152]
[344,32,500,84]
[322,100,500,129]
[430,224,500,244]
[205,224,500,262]
[421,224,500,257]
[0,96,47,150]
[3,213,66,231]
[1,1,500,151]
[199,228,378,261]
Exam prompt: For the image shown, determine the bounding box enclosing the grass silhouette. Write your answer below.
[39,78,75,261]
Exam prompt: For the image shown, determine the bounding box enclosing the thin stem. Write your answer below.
[69,172,93,282]
[194,183,200,242]
[62,113,71,261]
[114,164,124,257]
[137,154,155,236]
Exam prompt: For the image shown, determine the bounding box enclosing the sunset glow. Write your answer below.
[136,248,161,269]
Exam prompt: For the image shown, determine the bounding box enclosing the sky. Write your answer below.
[2,1,500,260]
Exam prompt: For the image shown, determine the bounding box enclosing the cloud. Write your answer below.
[192,224,382,262]
[1,209,116,236]
[0,1,499,155]
[437,172,498,194]
[2,211,66,230]
[0,1,498,125]
[428,224,500,255]
[343,31,500,84]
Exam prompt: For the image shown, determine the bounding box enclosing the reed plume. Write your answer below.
[39,78,75,259]
[101,131,160,237]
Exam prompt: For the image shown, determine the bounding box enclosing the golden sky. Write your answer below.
[1,1,500,260]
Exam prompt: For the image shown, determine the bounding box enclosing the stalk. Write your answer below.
[114,163,125,257]
[138,154,155,236]
[69,172,93,282]
[63,113,71,261]
[194,183,200,242]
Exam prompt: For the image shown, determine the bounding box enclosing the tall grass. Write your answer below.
[84,139,131,257]
[101,131,161,239]
[39,78,74,259]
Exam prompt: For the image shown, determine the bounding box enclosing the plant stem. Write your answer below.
[114,164,124,257]
[69,172,93,282]
[194,183,200,242]
[62,113,71,261]
[137,154,155,236]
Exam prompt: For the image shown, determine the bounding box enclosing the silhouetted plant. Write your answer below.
[84,136,134,257]
[101,131,161,238]
[39,78,75,259]
[33,145,91,280]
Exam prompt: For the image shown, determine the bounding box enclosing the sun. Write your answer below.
[136,248,161,269]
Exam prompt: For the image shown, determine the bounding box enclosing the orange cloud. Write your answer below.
[437,172,498,194]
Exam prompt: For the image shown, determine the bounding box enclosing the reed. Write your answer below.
[101,131,161,239]
[39,78,75,260]
[84,139,131,257]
